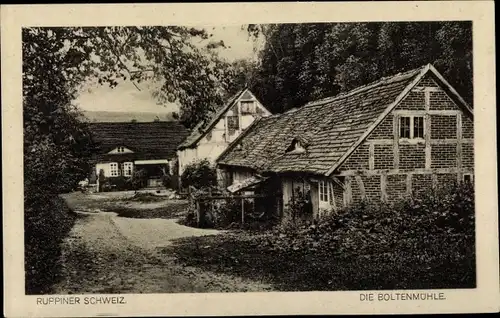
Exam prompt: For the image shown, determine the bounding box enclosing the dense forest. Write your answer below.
[242,22,472,114]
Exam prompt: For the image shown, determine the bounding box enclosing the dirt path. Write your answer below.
[54,194,273,294]
[111,216,221,249]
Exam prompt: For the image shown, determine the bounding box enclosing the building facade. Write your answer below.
[216,64,474,219]
[89,121,189,191]
[177,88,271,178]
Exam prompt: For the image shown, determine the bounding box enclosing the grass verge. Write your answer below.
[111,202,189,219]
[164,230,475,291]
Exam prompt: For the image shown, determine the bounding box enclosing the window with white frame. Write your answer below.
[123,162,133,177]
[240,100,256,114]
[319,180,329,203]
[109,162,119,177]
[399,115,425,140]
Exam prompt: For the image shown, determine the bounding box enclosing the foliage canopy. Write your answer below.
[246,22,472,114]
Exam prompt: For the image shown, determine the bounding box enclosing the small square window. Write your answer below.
[240,101,256,114]
[110,163,119,177]
[399,116,425,140]
[463,174,473,184]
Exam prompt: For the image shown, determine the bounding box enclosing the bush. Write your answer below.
[170,183,475,290]
[168,160,180,190]
[161,173,174,189]
[25,196,77,294]
[100,176,133,192]
[266,182,476,289]
[208,198,243,228]
[180,194,262,230]
[131,168,148,190]
[110,176,133,191]
[180,159,217,189]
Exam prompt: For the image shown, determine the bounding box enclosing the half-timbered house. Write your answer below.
[177,88,271,178]
[216,64,474,219]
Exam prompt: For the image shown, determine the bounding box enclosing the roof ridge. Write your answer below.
[89,121,182,124]
[214,64,446,176]
[304,66,425,108]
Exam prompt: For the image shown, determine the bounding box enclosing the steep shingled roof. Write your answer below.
[217,65,430,175]
[89,121,189,160]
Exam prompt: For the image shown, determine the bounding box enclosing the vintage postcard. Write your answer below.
[2,1,499,317]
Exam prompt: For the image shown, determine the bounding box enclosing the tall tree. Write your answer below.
[26,27,240,129]
[23,26,231,195]
[248,22,473,114]
[22,26,239,292]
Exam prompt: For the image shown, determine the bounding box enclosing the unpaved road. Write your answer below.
[54,193,273,294]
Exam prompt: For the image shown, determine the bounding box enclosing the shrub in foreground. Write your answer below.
[171,182,475,290]
[267,182,475,288]
[180,159,217,189]
[25,196,77,294]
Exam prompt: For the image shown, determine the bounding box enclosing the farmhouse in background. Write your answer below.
[216,64,474,219]
[177,88,272,181]
[88,121,189,191]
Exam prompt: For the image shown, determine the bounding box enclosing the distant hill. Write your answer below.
[80,110,178,123]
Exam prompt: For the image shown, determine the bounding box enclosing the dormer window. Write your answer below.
[292,141,306,153]
[109,146,133,154]
[286,138,308,154]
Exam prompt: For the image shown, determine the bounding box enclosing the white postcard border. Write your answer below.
[2,1,498,316]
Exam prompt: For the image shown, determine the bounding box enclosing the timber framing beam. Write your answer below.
[394,110,461,116]
[363,138,473,146]
[424,90,432,169]
[369,143,375,170]
[406,173,413,195]
[431,138,473,145]
[336,167,474,177]
[365,139,393,145]
[393,115,399,169]
[431,174,438,189]
[344,176,353,206]
[380,173,388,201]
[456,113,463,182]
[412,86,442,93]
[355,175,367,200]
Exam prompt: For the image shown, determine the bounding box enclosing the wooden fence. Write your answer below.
[188,186,279,228]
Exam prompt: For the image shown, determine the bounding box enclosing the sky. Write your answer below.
[74,25,262,114]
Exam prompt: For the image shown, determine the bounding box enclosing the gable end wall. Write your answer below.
[336,74,474,206]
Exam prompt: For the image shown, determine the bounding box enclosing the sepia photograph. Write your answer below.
[23,21,477,295]
[2,2,498,317]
